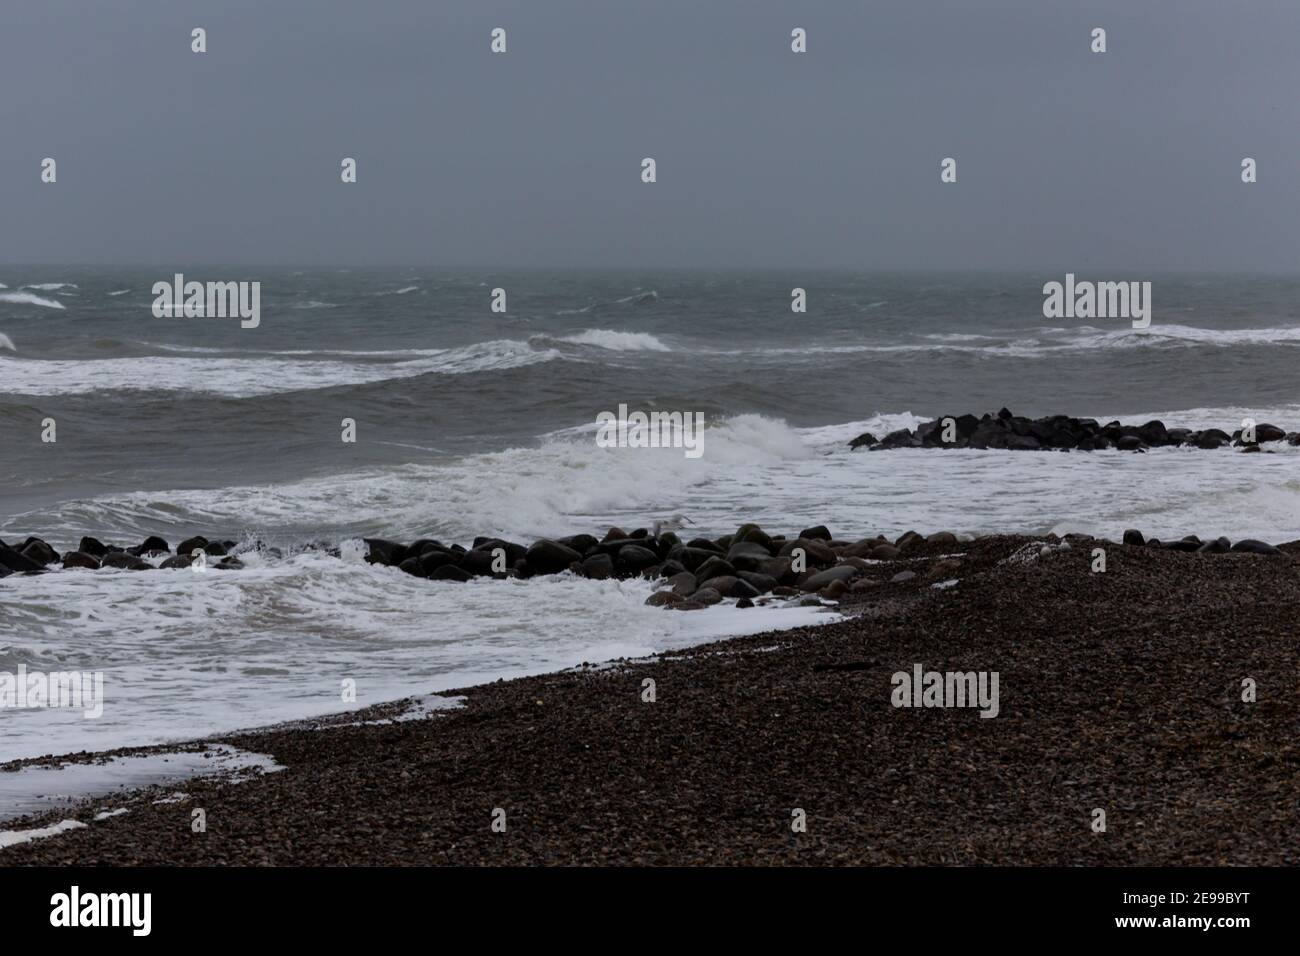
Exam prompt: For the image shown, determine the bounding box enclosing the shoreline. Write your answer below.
[3,531,1299,865]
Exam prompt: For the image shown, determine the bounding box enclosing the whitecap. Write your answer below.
[0,291,65,310]
[557,328,671,351]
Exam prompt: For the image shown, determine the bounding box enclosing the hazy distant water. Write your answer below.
[3,268,1300,761]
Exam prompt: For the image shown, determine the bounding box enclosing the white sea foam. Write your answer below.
[557,328,671,351]
[0,291,65,310]
[614,290,658,304]
[7,403,1300,763]
[17,407,1298,550]
[0,745,283,822]
[0,542,837,762]
[717,324,1300,360]
[0,819,86,849]
[21,283,78,291]
[0,333,14,351]
[107,289,131,296]
[0,338,561,396]
[1067,324,1300,349]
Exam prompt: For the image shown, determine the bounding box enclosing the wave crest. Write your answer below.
[0,291,65,310]
[555,329,671,351]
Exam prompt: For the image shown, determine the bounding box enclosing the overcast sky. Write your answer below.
[2,0,1298,271]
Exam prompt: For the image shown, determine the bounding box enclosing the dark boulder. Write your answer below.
[726,539,772,563]
[895,531,925,552]
[645,590,683,607]
[1231,539,1283,556]
[62,551,101,570]
[78,536,113,558]
[685,538,724,554]
[848,432,877,449]
[459,549,500,577]
[581,553,615,579]
[160,553,193,569]
[524,539,583,575]
[799,525,832,542]
[1122,529,1145,546]
[691,587,723,606]
[430,564,473,582]
[695,555,736,582]
[698,574,738,596]
[734,524,774,550]
[664,571,698,596]
[674,546,721,572]
[877,428,921,449]
[175,535,209,557]
[0,544,44,573]
[473,539,527,566]
[1136,420,1169,445]
[799,565,858,592]
[736,571,778,594]
[397,556,427,577]
[779,537,836,565]
[657,559,688,578]
[1006,434,1042,451]
[129,535,170,556]
[20,539,59,565]
[418,549,459,575]
[101,551,151,571]
[760,557,795,583]
[363,538,407,567]
[593,537,646,556]
[615,545,659,575]
[407,538,448,557]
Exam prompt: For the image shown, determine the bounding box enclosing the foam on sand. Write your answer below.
[0,819,86,849]
[0,744,284,823]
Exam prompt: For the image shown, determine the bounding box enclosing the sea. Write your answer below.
[2,268,1299,763]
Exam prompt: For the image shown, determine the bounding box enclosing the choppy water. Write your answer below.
[2,269,1298,762]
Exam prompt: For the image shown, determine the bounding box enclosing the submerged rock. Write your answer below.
[849,409,1294,453]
